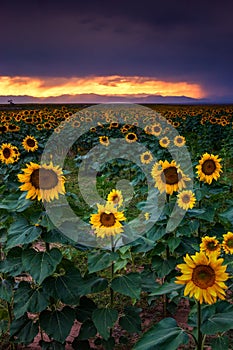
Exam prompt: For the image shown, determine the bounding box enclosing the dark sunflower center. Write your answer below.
[153,126,161,133]
[182,194,191,203]
[176,137,183,143]
[127,133,136,140]
[227,239,233,248]
[192,265,215,289]
[143,154,150,160]
[102,137,108,142]
[30,168,58,190]
[27,138,36,147]
[100,212,116,227]
[163,166,180,185]
[202,160,216,175]
[207,241,218,250]
[112,195,119,204]
[3,148,11,159]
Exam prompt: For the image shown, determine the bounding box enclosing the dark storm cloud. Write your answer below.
[0,0,233,98]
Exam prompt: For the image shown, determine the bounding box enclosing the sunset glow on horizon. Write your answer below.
[0,75,205,99]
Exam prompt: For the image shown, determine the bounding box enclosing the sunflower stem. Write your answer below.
[197,301,203,350]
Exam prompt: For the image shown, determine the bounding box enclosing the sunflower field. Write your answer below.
[0,103,233,350]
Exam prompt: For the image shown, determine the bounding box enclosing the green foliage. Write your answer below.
[92,308,118,340]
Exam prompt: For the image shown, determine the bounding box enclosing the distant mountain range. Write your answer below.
[0,94,232,104]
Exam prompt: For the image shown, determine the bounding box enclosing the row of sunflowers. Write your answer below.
[0,103,232,350]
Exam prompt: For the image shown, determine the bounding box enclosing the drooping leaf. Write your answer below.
[151,256,177,278]
[22,248,62,284]
[201,308,233,334]
[0,247,23,276]
[0,278,13,302]
[133,317,189,350]
[149,282,183,296]
[119,306,142,333]
[40,306,76,343]
[6,218,42,249]
[77,319,97,340]
[92,308,118,340]
[211,336,229,350]
[76,296,97,323]
[111,273,141,299]
[10,314,39,344]
[42,265,83,304]
[13,281,49,319]
[87,251,118,274]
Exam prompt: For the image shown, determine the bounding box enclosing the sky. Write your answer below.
[0,0,233,103]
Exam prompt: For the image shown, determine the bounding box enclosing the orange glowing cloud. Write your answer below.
[0,75,205,99]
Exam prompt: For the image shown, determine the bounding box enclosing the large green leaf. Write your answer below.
[6,218,42,249]
[119,306,141,333]
[151,256,177,278]
[149,282,183,296]
[87,251,118,274]
[0,278,13,302]
[0,192,32,212]
[42,264,83,304]
[77,319,97,340]
[22,248,62,284]
[211,336,229,350]
[218,207,233,226]
[76,296,97,323]
[13,281,49,319]
[133,317,189,350]
[201,308,233,334]
[111,273,141,299]
[0,247,23,276]
[92,308,118,340]
[10,314,39,344]
[81,274,108,294]
[40,306,76,343]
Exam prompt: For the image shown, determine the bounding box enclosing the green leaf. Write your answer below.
[0,278,13,302]
[218,207,233,226]
[81,274,108,294]
[211,336,229,350]
[76,296,97,323]
[133,317,189,350]
[149,282,183,296]
[201,308,233,334]
[87,251,118,274]
[10,315,39,344]
[119,306,141,333]
[92,308,118,340]
[40,306,76,343]
[167,237,181,253]
[111,273,141,299]
[43,264,83,304]
[187,207,216,222]
[151,256,177,278]
[0,247,23,276]
[22,248,62,284]
[0,192,32,212]
[78,319,97,340]
[6,218,42,249]
[13,281,49,319]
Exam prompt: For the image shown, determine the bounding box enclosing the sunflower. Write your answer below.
[140,151,153,164]
[159,137,170,148]
[90,202,126,238]
[177,190,196,210]
[151,160,191,195]
[107,189,123,207]
[22,135,38,152]
[0,143,17,164]
[125,132,138,143]
[200,236,221,257]
[175,252,228,304]
[222,232,233,254]
[99,136,110,146]
[196,153,222,184]
[151,123,162,136]
[18,162,66,202]
[174,135,186,147]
